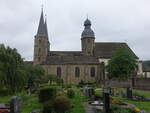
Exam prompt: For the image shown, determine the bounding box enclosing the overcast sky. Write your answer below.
[0,0,150,61]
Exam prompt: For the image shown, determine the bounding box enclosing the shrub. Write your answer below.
[38,87,56,103]
[43,101,53,113]
[53,96,71,113]
[133,107,141,113]
[0,89,9,96]
[110,97,125,105]
[67,89,75,98]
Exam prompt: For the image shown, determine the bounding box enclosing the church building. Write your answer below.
[33,9,142,84]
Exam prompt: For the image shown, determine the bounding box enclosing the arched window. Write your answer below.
[90,67,95,77]
[39,39,41,44]
[38,57,40,61]
[75,67,80,77]
[57,67,61,77]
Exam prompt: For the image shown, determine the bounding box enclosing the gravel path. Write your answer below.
[83,102,95,113]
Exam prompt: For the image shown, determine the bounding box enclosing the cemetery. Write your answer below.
[0,83,150,113]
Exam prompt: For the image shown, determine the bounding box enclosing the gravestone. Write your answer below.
[108,87,112,95]
[10,96,22,113]
[83,87,95,98]
[0,104,6,108]
[126,87,132,99]
[103,92,110,113]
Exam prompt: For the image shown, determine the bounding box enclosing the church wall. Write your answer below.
[137,61,143,76]
[98,58,109,65]
[34,36,49,64]
[98,58,109,79]
[82,38,95,56]
[43,64,103,84]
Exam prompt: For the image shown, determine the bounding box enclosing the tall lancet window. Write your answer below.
[57,67,61,77]
[90,67,95,77]
[75,67,80,77]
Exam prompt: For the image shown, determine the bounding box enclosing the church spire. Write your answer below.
[37,7,45,36]
[44,15,49,37]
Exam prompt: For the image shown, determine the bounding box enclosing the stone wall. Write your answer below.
[105,79,131,88]
[43,64,104,84]
[105,78,150,90]
[134,78,150,90]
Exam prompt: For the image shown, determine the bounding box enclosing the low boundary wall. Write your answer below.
[105,78,150,90]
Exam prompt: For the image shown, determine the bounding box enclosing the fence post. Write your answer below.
[103,92,110,113]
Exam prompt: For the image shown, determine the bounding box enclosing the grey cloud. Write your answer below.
[0,0,149,60]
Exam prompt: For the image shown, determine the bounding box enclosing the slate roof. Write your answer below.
[42,56,99,65]
[82,18,95,38]
[94,42,138,59]
[49,51,83,56]
[42,42,138,65]
[36,9,48,37]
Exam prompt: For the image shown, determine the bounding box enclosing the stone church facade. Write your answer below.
[33,9,142,84]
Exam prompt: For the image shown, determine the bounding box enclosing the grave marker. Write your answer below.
[10,96,22,113]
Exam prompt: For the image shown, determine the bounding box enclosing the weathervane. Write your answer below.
[87,14,89,19]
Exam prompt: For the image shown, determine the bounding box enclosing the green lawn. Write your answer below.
[120,90,150,112]
[116,97,150,112]
[95,88,150,112]
[0,92,42,113]
[0,88,88,113]
[134,90,150,98]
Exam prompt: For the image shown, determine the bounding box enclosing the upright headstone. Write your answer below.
[103,92,110,113]
[10,96,22,113]
[108,87,112,95]
[83,87,95,98]
[126,87,132,99]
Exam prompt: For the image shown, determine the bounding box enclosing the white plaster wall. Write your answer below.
[98,58,110,66]
[143,72,150,78]
[137,61,143,76]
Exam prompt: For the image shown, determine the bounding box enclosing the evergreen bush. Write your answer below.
[0,89,9,96]
[42,101,53,113]
[67,89,75,98]
[53,96,71,113]
[38,87,56,103]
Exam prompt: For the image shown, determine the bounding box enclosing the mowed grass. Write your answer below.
[0,88,88,113]
[0,92,42,113]
[114,89,150,112]
[95,88,150,112]
[134,90,150,98]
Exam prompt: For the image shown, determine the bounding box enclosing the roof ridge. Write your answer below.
[95,42,126,44]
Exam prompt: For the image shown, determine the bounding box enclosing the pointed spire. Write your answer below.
[44,15,49,37]
[37,7,45,35]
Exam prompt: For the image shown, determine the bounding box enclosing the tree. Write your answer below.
[106,48,137,79]
[0,44,26,93]
[24,64,45,94]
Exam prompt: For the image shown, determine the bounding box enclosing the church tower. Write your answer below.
[81,18,95,56]
[34,9,50,64]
